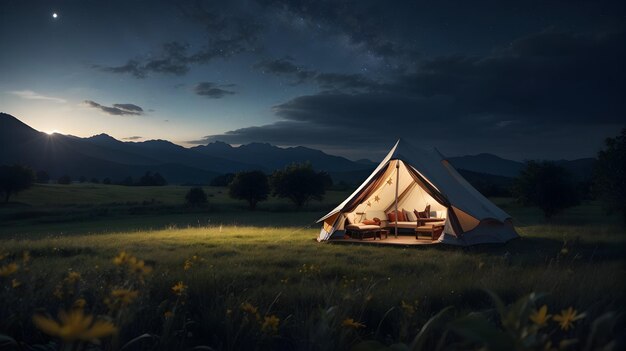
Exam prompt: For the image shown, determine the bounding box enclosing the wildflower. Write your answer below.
[184,259,193,271]
[280,278,289,284]
[164,311,174,318]
[65,271,81,284]
[23,251,31,263]
[0,263,18,277]
[553,307,585,331]
[53,285,64,299]
[32,309,117,342]
[171,281,187,296]
[240,302,258,315]
[105,289,139,310]
[12,279,21,288]
[342,318,365,329]
[127,257,152,275]
[401,300,415,316]
[529,305,551,327]
[560,247,569,255]
[113,251,129,266]
[262,315,280,333]
[73,298,87,310]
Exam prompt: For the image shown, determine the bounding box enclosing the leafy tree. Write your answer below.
[228,171,269,210]
[102,177,111,185]
[270,163,326,208]
[137,171,167,186]
[210,173,235,186]
[594,128,626,223]
[35,170,50,184]
[513,161,579,219]
[57,175,72,185]
[0,164,35,202]
[185,187,207,206]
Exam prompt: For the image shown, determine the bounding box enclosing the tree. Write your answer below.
[210,173,235,186]
[57,175,72,185]
[185,187,207,206]
[228,170,269,210]
[270,163,326,208]
[594,128,626,223]
[91,177,100,184]
[0,165,35,202]
[35,170,50,184]
[512,161,579,219]
[137,171,167,186]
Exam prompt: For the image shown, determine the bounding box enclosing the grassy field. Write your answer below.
[0,184,624,350]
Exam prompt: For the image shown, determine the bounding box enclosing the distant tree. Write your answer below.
[35,170,50,184]
[121,176,134,186]
[57,175,72,185]
[228,170,269,210]
[152,172,167,186]
[270,163,326,208]
[185,187,207,206]
[210,173,235,186]
[91,177,100,184]
[79,175,87,183]
[102,177,111,185]
[513,161,579,219]
[0,164,35,202]
[594,128,626,224]
[137,171,167,186]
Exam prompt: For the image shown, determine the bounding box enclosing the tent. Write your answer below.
[317,140,518,245]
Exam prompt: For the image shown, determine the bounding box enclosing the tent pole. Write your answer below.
[394,160,399,238]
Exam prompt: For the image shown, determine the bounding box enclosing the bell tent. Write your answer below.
[317,140,518,246]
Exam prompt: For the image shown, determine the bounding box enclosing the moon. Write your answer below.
[52,12,58,19]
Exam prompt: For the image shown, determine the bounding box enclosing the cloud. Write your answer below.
[194,82,236,99]
[10,90,66,103]
[196,29,626,158]
[84,100,144,116]
[123,136,142,140]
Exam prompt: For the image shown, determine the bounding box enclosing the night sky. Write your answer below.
[1,0,624,160]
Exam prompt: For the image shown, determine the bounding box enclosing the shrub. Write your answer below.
[57,175,72,185]
[228,171,269,210]
[185,187,207,206]
[513,161,579,218]
[0,164,35,202]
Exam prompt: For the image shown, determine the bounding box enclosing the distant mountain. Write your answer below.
[191,141,367,172]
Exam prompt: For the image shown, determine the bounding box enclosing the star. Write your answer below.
[374,195,380,202]
[52,12,58,19]
[366,201,371,207]
[386,178,393,185]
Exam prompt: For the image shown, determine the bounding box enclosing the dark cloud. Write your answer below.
[96,2,262,78]
[254,57,316,84]
[198,28,626,158]
[123,136,142,140]
[194,82,236,99]
[84,100,144,116]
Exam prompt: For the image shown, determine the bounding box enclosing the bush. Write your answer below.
[270,163,326,208]
[513,161,579,218]
[137,172,167,186]
[57,175,72,185]
[185,187,208,206]
[228,171,269,210]
[0,164,35,202]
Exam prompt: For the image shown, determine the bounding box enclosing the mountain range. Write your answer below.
[0,113,596,184]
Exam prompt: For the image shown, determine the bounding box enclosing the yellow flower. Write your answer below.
[529,305,551,327]
[164,311,174,318]
[342,318,365,329]
[113,251,129,266]
[262,315,280,333]
[23,251,31,263]
[12,279,21,288]
[32,309,117,342]
[184,260,193,271]
[240,302,258,315]
[553,307,585,331]
[73,298,87,310]
[65,271,81,284]
[127,257,152,275]
[0,263,18,277]
[171,281,187,296]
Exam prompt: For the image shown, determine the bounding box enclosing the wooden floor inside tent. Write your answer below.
[328,235,438,246]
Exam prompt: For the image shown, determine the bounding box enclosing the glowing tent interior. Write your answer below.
[317,140,519,245]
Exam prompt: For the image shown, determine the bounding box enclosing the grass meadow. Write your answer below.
[0,184,624,350]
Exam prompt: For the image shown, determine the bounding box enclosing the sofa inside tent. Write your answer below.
[317,140,519,246]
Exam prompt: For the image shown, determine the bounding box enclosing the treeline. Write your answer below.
[31,171,167,187]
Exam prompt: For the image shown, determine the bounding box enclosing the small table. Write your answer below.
[376,229,389,240]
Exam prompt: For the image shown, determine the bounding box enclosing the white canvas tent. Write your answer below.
[317,140,518,246]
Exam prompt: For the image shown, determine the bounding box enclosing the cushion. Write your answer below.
[397,210,406,221]
[405,210,417,221]
[415,209,428,219]
[424,205,431,218]
[402,208,412,221]
[363,218,381,225]
[387,211,397,222]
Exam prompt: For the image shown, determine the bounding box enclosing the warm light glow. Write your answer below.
[45,129,61,135]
